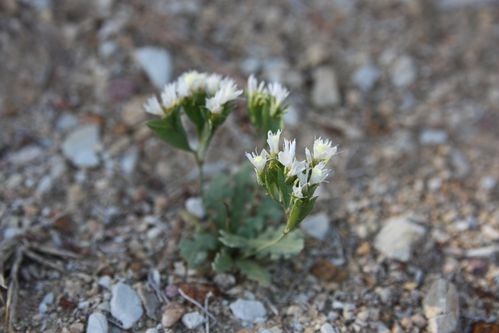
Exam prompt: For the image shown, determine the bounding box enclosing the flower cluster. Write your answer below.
[247,130,337,233]
[246,75,290,138]
[144,70,242,117]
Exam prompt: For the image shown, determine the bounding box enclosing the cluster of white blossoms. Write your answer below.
[247,75,289,108]
[247,130,337,199]
[144,70,242,116]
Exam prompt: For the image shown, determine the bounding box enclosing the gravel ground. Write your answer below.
[1,1,498,332]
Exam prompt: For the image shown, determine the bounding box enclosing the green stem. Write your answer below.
[196,157,204,196]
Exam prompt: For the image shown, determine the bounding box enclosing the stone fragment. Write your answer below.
[300,213,329,240]
[185,197,205,219]
[161,302,185,328]
[321,323,339,333]
[352,64,380,91]
[62,125,101,167]
[110,282,143,329]
[423,278,460,333]
[86,312,108,333]
[391,56,416,87]
[374,216,426,262]
[181,311,205,329]
[134,47,172,89]
[312,66,340,108]
[230,299,267,322]
[420,129,448,145]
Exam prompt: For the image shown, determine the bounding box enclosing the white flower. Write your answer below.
[287,159,307,177]
[278,139,296,169]
[292,182,304,198]
[267,130,281,154]
[160,83,178,109]
[305,147,313,164]
[267,82,289,107]
[309,162,330,185]
[313,138,337,162]
[176,71,207,97]
[206,74,223,95]
[144,96,163,116]
[247,75,266,96]
[246,149,268,172]
[206,78,242,114]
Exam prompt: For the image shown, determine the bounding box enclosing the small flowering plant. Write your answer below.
[246,75,289,140]
[144,70,337,285]
[247,131,337,243]
[144,71,242,187]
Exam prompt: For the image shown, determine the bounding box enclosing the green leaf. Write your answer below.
[236,260,270,286]
[179,233,218,268]
[212,249,233,273]
[146,110,191,151]
[218,230,250,249]
[257,228,304,259]
[285,197,318,233]
[203,174,232,227]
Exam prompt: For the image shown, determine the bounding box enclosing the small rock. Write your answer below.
[122,96,148,126]
[121,147,139,175]
[134,47,172,89]
[144,328,158,333]
[181,311,205,329]
[138,284,160,320]
[300,213,329,240]
[230,299,267,323]
[185,197,205,219]
[352,64,380,92]
[39,292,54,314]
[62,125,101,167]
[98,276,112,289]
[420,129,448,145]
[56,113,79,131]
[423,278,460,333]
[214,273,236,289]
[390,56,416,87]
[374,216,426,262]
[8,146,43,165]
[450,149,470,178]
[86,312,108,333]
[161,302,185,328]
[312,66,340,108]
[321,323,339,333]
[110,282,143,329]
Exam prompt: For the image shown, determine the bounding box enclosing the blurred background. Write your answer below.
[1,0,498,332]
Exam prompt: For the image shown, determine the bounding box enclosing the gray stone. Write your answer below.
[8,146,43,165]
[98,276,112,289]
[62,125,101,167]
[134,47,172,89]
[312,66,340,108]
[185,197,205,219]
[391,56,416,87]
[87,312,108,333]
[423,278,460,333]
[374,216,426,262]
[121,148,139,175]
[420,129,448,145]
[110,283,143,329]
[300,213,330,240]
[230,299,267,322]
[352,64,380,91]
[38,292,54,314]
[181,311,205,329]
[321,323,339,333]
[138,284,160,320]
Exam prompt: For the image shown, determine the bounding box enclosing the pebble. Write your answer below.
[161,302,185,328]
[300,212,330,240]
[181,311,205,329]
[134,47,172,89]
[230,299,267,323]
[374,216,426,262]
[62,124,101,167]
[137,284,160,320]
[121,147,139,175]
[419,129,448,145]
[98,276,112,290]
[214,273,236,289]
[38,292,54,314]
[86,312,108,333]
[8,146,43,165]
[352,64,380,91]
[110,282,143,329]
[423,278,460,333]
[390,55,416,87]
[185,197,205,219]
[312,66,340,108]
[321,323,339,333]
